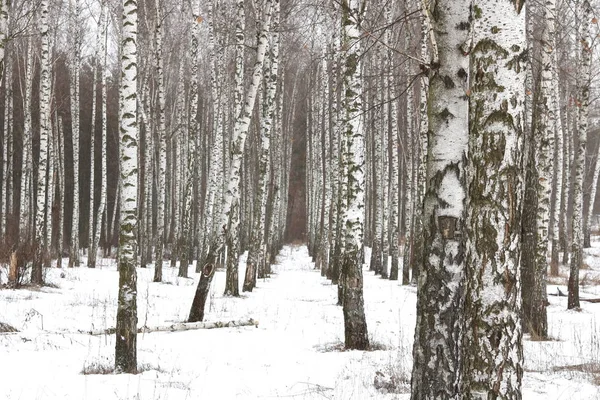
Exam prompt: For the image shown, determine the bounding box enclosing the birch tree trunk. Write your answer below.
[0,0,9,239]
[17,38,34,284]
[412,1,429,287]
[522,0,555,338]
[0,0,8,82]
[153,0,168,282]
[388,6,400,280]
[68,0,82,269]
[410,0,469,396]
[549,23,564,276]
[1,40,11,241]
[339,0,369,351]
[115,0,139,374]
[463,1,526,397]
[90,8,109,270]
[562,99,574,265]
[56,115,65,267]
[586,147,600,247]
[88,31,101,261]
[568,0,592,310]
[32,0,51,285]
[223,0,247,297]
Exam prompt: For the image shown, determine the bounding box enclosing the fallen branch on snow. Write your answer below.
[580,298,600,303]
[80,318,259,336]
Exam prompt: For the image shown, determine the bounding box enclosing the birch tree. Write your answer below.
[410,0,469,396]
[549,6,564,276]
[89,6,109,269]
[68,0,82,268]
[223,0,246,296]
[463,1,526,397]
[115,0,139,374]
[16,37,35,285]
[32,0,51,285]
[338,0,369,351]
[568,0,592,310]
[0,0,9,240]
[153,0,168,282]
[1,47,11,241]
[521,0,556,339]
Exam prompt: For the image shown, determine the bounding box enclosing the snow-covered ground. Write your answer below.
[1,243,600,399]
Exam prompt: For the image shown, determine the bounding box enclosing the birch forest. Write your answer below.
[1,0,600,398]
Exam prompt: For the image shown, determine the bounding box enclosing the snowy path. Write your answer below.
[0,246,413,400]
[2,245,600,399]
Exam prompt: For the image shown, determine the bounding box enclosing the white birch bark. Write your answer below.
[1,39,10,239]
[388,50,400,281]
[339,0,369,351]
[88,39,100,258]
[549,13,564,275]
[19,38,34,244]
[153,0,172,282]
[317,43,331,276]
[0,0,9,239]
[224,0,247,296]
[0,0,8,81]
[562,94,574,265]
[410,0,469,396]
[412,1,430,286]
[402,43,415,285]
[68,0,82,268]
[568,0,592,310]
[115,0,138,374]
[464,1,526,397]
[369,47,383,275]
[56,115,65,267]
[90,10,109,270]
[32,0,51,284]
[523,0,556,339]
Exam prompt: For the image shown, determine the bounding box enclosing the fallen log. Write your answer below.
[80,318,258,336]
[580,298,600,303]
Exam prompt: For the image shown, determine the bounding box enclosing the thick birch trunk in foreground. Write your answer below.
[410,0,469,397]
[463,1,526,397]
[115,0,138,375]
[339,0,369,351]
[569,0,592,310]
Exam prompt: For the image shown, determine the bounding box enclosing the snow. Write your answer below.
[2,243,600,399]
